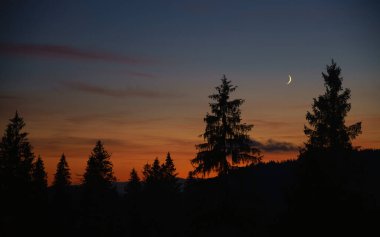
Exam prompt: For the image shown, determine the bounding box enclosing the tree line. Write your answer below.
[1,60,375,237]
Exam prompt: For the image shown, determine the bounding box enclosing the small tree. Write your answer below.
[162,152,179,192]
[32,155,48,201]
[184,171,196,193]
[143,158,162,189]
[52,153,71,204]
[191,75,261,176]
[82,140,116,203]
[125,168,141,197]
[53,153,71,188]
[303,60,362,154]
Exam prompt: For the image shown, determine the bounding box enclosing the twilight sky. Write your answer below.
[1,0,379,184]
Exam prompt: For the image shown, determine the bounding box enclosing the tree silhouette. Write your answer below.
[82,140,116,193]
[162,152,179,191]
[192,75,261,176]
[303,60,362,153]
[53,153,71,189]
[80,141,117,235]
[0,112,35,196]
[0,112,36,236]
[52,153,71,205]
[142,155,180,194]
[143,158,162,191]
[184,171,196,193]
[125,168,141,197]
[0,112,35,231]
[32,155,48,199]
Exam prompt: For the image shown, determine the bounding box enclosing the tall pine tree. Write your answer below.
[82,140,116,206]
[303,60,362,154]
[0,112,35,196]
[192,75,261,176]
[0,112,36,235]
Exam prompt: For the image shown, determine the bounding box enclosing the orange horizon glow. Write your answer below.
[21,117,378,186]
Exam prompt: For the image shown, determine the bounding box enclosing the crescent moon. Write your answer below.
[287,75,292,85]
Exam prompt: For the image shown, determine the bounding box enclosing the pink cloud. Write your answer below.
[0,42,154,65]
[61,81,180,99]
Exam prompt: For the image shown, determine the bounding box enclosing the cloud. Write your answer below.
[0,94,21,100]
[251,139,299,152]
[0,42,154,65]
[66,113,170,125]
[61,81,180,99]
[31,136,148,153]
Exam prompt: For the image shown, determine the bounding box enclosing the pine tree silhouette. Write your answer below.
[143,158,162,191]
[80,141,117,235]
[125,168,141,197]
[0,112,35,196]
[162,152,179,192]
[303,60,362,154]
[53,153,71,188]
[0,112,35,234]
[192,75,261,176]
[82,140,116,196]
[52,153,71,204]
[32,155,48,200]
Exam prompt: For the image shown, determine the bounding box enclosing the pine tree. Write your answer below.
[162,153,176,176]
[0,112,35,195]
[184,171,196,192]
[53,153,71,188]
[143,158,162,188]
[191,75,261,176]
[303,60,362,153]
[162,152,178,191]
[52,153,71,203]
[82,140,116,192]
[32,155,48,201]
[125,168,141,197]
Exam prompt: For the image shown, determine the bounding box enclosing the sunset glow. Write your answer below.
[1,1,379,185]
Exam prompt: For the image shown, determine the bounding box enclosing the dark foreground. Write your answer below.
[1,149,379,237]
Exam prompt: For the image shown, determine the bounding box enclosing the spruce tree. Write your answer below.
[0,112,35,196]
[52,153,71,204]
[32,155,48,201]
[0,112,40,235]
[143,158,162,189]
[53,153,71,188]
[125,168,141,197]
[191,75,261,176]
[303,60,362,153]
[82,140,116,192]
[162,152,178,191]
[33,155,47,189]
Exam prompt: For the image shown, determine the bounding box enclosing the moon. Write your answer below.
[287,75,292,85]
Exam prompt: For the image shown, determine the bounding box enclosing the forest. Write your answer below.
[0,61,379,237]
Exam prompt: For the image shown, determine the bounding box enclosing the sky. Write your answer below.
[1,0,379,184]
